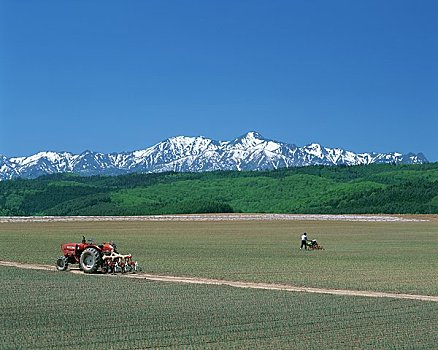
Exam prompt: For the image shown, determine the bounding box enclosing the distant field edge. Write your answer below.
[1,260,437,302]
[0,213,434,223]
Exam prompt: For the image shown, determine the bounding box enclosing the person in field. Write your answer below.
[300,232,308,250]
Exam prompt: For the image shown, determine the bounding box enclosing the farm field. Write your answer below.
[1,266,437,349]
[1,216,437,348]
[0,216,437,295]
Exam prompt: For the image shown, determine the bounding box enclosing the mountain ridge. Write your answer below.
[0,131,428,180]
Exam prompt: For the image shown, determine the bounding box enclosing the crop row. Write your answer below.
[1,267,437,349]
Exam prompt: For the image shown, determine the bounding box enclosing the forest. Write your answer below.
[0,163,437,216]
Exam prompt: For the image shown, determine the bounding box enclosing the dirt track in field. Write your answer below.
[0,214,431,223]
[1,260,437,302]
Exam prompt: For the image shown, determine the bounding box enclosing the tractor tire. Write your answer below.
[56,256,68,271]
[80,247,102,273]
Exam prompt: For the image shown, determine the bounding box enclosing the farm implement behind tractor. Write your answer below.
[56,236,140,274]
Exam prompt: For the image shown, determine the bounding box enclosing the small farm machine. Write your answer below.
[306,239,324,250]
[56,236,139,274]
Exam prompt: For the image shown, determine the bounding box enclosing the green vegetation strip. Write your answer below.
[1,163,438,215]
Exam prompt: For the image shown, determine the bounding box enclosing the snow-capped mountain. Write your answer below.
[0,132,428,180]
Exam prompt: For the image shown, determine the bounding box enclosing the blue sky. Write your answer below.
[1,0,437,160]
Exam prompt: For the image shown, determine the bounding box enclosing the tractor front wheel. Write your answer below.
[80,248,102,273]
[56,256,68,271]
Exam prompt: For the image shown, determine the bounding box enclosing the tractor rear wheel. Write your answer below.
[80,248,102,273]
[56,256,68,271]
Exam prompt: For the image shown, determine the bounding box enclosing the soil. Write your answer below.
[1,260,437,302]
[0,213,431,223]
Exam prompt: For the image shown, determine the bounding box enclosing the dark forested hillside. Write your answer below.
[0,163,437,216]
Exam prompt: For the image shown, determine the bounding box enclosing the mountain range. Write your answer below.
[0,132,428,181]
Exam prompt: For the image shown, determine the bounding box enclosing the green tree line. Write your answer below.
[0,163,437,215]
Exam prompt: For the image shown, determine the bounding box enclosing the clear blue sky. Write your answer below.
[1,0,437,160]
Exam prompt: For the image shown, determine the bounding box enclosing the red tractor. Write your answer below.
[56,236,139,274]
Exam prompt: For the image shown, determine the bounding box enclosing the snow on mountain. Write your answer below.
[0,132,429,180]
